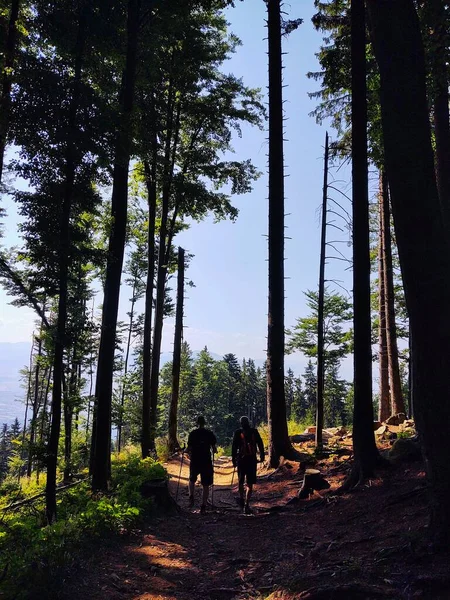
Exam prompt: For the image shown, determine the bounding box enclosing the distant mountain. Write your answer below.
[0,342,307,425]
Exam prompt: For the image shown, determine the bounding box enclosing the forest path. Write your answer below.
[63,454,449,600]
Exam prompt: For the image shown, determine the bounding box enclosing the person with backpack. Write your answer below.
[231,416,265,514]
[187,415,217,514]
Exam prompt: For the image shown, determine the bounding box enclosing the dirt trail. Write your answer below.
[62,454,450,600]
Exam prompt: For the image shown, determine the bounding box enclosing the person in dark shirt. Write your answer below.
[232,416,265,514]
[187,415,217,514]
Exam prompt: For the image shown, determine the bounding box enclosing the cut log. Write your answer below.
[298,469,330,499]
[140,478,179,512]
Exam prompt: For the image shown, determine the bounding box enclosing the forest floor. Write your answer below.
[62,439,450,600]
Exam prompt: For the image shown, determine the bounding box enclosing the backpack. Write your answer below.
[239,428,257,458]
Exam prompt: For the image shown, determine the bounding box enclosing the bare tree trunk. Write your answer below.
[316,132,329,450]
[423,0,450,222]
[141,152,157,457]
[266,0,294,467]
[0,0,20,182]
[145,98,181,457]
[168,247,184,453]
[117,281,136,452]
[381,172,405,415]
[20,336,34,480]
[46,7,87,522]
[378,174,390,422]
[347,0,380,487]
[92,0,141,490]
[27,324,44,478]
[367,0,450,546]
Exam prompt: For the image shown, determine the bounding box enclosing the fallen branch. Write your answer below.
[2,478,88,512]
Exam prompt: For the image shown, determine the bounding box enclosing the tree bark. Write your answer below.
[347,0,380,486]
[316,132,329,450]
[266,0,294,467]
[145,95,181,457]
[46,6,87,521]
[92,0,141,490]
[168,247,185,453]
[141,152,157,457]
[117,280,136,452]
[367,0,450,546]
[378,175,390,423]
[0,0,20,183]
[27,326,43,478]
[423,0,450,222]
[381,172,405,416]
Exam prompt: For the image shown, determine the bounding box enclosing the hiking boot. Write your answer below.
[244,503,253,515]
[188,495,194,508]
[200,504,206,515]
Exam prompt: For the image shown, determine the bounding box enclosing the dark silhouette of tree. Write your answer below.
[346,0,380,487]
[367,0,450,546]
[92,0,141,490]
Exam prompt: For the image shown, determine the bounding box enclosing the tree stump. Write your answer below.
[298,469,330,499]
[140,478,179,512]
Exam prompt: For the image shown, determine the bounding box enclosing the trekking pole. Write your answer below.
[211,447,215,508]
[231,465,236,488]
[175,445,186,502]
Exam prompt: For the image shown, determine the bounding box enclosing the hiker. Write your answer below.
[186,415,217,514]
[232,416,265,514]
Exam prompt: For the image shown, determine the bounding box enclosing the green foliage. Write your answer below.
[0,451,167,599]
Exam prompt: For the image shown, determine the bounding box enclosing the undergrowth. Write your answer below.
[0,447,167,600]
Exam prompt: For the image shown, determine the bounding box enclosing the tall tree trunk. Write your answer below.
[63,373,72,483]
[423,0,450,222]
[347,0,380,487]
[20,336,34,479]
[266,0,294,467]
[145,98,181,457]
[46,8,87,522]
[27,325,44,477]
[168,247,184,453]
[316,132,329,450]
[117,281,136,452]
[92,0,141,489]
[367,0,450,546]
[381,172,405,415]
[0,0,20,183]
[141,153,157,457]
[378,175,390,422]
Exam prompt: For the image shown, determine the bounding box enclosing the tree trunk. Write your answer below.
[45,7,87,523]
[347,0,380,486]
[168,247,185,453]
[0,0,20,183]
[141,153,157,457]
[27,326,43,478]
[145,97,181,457]
[117,281,136,452]
[266,0,294,467]
[316,132,329,450]
[367,0,450,546]
[20,336,34,479]
[381,172,405,416]
[92,0,141,490]
[378,175,390,422]
[63,375,72,483]
[423,0,450,222]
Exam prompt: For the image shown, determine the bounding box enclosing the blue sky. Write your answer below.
[0,0,355,376]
